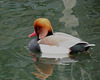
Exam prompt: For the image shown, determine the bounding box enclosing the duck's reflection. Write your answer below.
[32,61,54,80]
[31,54,77,80]
[31,52,91,80]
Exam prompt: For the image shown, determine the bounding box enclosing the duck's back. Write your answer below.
[38,32,87,49]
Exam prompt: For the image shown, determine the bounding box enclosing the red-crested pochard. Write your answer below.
[28,18,95,60]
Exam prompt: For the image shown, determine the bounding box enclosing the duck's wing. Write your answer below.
[38,32,87,48]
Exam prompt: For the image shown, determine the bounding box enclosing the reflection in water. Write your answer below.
[32,61,54,80]
[32,52,91,80]
[32,57,77,80]
[59,0,79,36]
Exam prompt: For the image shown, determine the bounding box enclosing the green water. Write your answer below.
[0,0,100,80]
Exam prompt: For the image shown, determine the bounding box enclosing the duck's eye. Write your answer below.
[36,27,40,30]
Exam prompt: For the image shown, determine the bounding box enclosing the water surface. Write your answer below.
[0,0,100,80]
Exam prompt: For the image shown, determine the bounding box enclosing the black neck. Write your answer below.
[47,30,53,36]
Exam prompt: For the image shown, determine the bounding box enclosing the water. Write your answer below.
[0,0,100,80]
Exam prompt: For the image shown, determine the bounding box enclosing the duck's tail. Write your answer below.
[85,44,95,47]
[70,43,95,53]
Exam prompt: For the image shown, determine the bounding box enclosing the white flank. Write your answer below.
[39,44,70,59]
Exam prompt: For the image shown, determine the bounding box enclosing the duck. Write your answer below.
[28,18,95,60]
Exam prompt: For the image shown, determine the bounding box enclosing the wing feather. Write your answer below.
[38,32,87,48]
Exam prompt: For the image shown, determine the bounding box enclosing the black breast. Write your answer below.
[28,37,41,53]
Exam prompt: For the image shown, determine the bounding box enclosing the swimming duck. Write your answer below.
[28,18,95,59]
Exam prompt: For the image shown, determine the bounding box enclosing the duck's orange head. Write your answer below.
[29,18,53,39]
